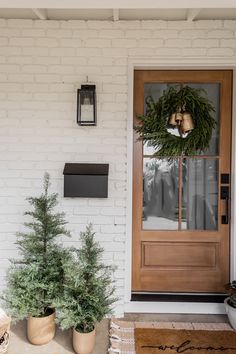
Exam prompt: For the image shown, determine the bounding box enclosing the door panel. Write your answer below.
[132,70,232,293]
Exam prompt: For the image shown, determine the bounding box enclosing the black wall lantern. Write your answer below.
[77,84,96,126]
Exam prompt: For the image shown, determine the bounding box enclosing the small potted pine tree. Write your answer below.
[2,173,71,345]
[55,224,118,354]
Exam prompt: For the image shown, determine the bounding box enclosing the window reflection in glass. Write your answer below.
[188,83,220,155]
[143,158,179,230]
[182,158,218,230]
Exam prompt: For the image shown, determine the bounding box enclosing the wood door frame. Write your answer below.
[124,59,236,314]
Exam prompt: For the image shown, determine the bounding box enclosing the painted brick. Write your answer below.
[34,20,60,29]
[48,65,75,74]
[8,19,33,28]
[22,65,47,73]
[165,39,191,47]
[86,39,111,48]
[61,20,87,29]
[72,29,98,38]
[192,39,219,47]
[35,57,61,65]
[128,48,156,56]
[194,20,223,29]
[0,28,20,36]
[22,29,46,37]
[141,20,167,29]
[182,48,207,56]
[0,64,20,73]
[224,20,236,29]
[60,38,82,47]
[0,38,8,45]
[1,18,236,318]
[207,48,234,56]
[8,56,33,64]
[112,39,137,48]
[0,19,6,27]
[76,48,102,57]
[47,29,72,38]
[8,74,34,82]
[50,47,76,56]
[23,47,49,56]
[36,38,59,47]
[87,21,114,29]
[208,30,233,38]
[178,30,207,38]
[125,30,152,38]
[61,57,87,65]
[99,30,124,38]
[0,47,21,56]
[221,39,236,48]
[153,29,179,38]
[138,39,163,47]
[9,37,35,46]
[156,48,181,56]
[167,21,196,29]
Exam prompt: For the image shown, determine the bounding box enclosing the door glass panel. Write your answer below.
[182,158,218,230]
[188,83,220,155]
[143,158,179,230]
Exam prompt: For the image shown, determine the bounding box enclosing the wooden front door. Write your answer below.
[132,70,232,293]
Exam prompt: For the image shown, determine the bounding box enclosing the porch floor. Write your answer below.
[8,314,228,354]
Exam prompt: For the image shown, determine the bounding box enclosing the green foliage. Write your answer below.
[2,173,71,321]
[55,224,118,333]
[134,85,216,159]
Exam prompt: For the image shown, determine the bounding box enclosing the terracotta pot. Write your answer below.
[73,327,96,354]
[224,297,236,329]
[27,309,56,345]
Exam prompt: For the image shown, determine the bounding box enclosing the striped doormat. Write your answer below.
[108,318,233,354]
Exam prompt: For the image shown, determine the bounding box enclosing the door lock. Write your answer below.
[221,186,229,225]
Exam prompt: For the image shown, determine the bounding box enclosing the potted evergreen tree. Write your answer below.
[2,173,71,345]
[55,224,118,354]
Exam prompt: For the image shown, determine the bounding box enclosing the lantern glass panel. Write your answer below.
[81,91,94,122]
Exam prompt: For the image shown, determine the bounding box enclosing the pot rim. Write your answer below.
[28,308,55,320]
[224,297,236,310]
[73,326,95,335]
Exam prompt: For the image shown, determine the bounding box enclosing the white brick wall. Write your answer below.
[0,19,236,315]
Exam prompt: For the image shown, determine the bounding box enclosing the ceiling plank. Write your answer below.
[187,8,201,21]
[32,8,47,19]
[113,8,119,21]
[0,0,236,9]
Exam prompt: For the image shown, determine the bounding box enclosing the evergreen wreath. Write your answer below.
[134,85,216,158]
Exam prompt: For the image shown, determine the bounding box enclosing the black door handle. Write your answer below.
[221,186,229,225]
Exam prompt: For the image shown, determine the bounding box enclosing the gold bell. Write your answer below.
[175,112,183,125]
[181,112,194,133]
[168,113,178,126]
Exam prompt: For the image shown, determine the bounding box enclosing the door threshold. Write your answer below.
[131,292,227,303]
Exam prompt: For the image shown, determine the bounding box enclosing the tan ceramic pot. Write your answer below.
[73,327,96,354]
[27,309,56,345]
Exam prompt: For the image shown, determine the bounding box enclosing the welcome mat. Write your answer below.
[109,319,234,354]
[136,328,236,354]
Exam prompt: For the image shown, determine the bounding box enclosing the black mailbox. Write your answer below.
[63,163,109,198]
